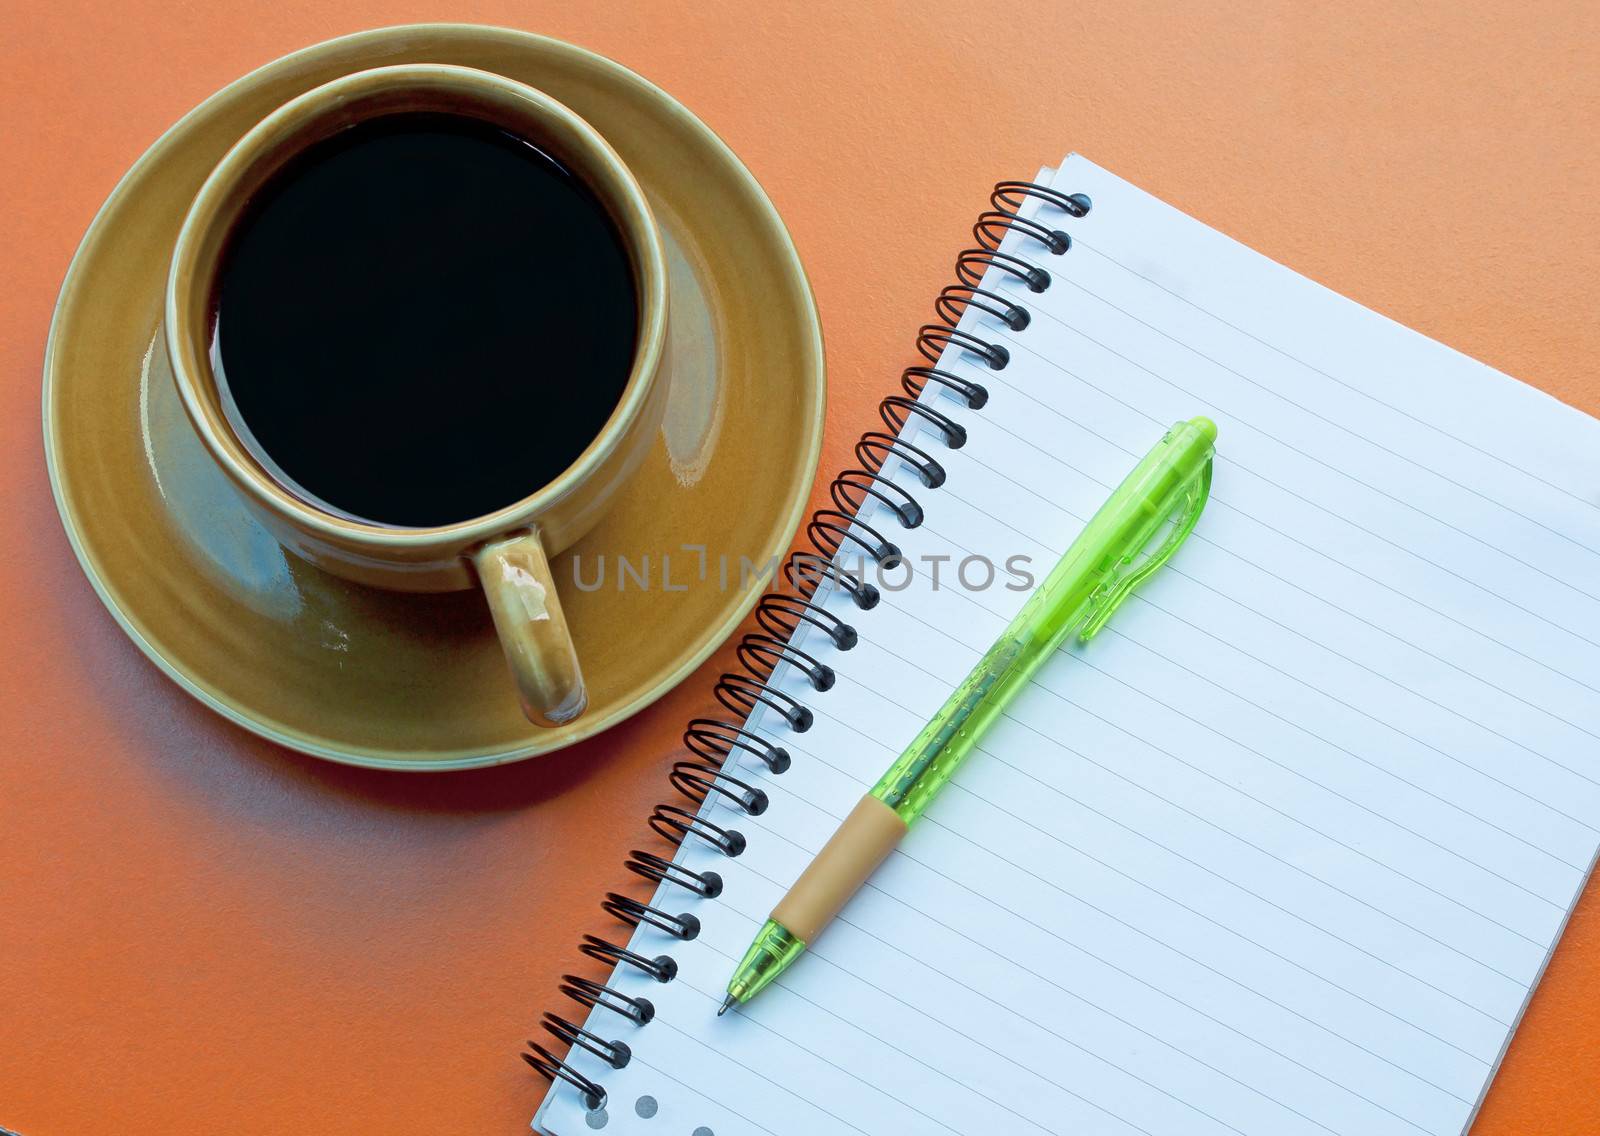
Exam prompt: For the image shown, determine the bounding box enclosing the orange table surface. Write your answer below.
[3,2,1598,1133]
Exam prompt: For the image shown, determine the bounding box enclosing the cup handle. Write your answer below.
[472,530,587,727]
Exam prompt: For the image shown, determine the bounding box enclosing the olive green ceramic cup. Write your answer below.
[165,64,670,728]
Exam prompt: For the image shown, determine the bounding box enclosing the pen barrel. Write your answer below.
[771,794,909,941]
[872,633,1033,821]
[869,418,1216,825]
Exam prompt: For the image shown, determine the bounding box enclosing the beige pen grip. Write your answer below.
[771,794,909,942]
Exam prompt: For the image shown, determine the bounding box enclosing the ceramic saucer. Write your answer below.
[43,24,824,769]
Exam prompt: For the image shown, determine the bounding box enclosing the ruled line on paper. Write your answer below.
[1067,239,1600,516]
[794,691,1525,1022]
[966,391,1600,696]
[946,442,1600,763]
[683,937,1063,1135]
[1018,282,1600,571]
[985,328,1600,651]
[722,728,1493,1088]
[626,1050,783,1136]
[894,515,1584,904]
[941,400,1600,793]
[926,474,1596,862]
[689,795,1463,1134]
[699,839,1330,1135]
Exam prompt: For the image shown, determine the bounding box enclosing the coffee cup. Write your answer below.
[165,64,669,728]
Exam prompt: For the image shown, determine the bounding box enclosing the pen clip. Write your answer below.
[1078,457,1213,642]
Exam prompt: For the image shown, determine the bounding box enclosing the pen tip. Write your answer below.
[717,994,737,1017]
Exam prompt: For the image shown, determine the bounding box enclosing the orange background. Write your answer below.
[3,2,1598,1132]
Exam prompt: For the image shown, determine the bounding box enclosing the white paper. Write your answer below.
[535,156,1600,1136]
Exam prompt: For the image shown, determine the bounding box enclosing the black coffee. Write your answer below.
[213,112,638,527]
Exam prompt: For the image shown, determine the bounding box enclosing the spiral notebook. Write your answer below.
[530,155,1600,1136]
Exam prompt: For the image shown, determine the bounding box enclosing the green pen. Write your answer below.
[719,416,1217,1015]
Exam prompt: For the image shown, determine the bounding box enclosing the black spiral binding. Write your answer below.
[524,179,1088,1107]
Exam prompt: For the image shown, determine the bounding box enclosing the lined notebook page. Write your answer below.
[535,154,1600,1136]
